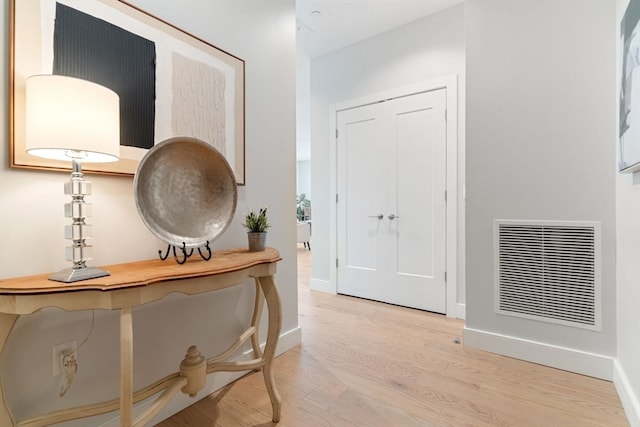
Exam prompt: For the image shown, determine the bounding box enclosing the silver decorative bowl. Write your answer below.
[134,137,237,248]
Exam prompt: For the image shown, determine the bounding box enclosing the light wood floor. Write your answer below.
[158,246,628,426]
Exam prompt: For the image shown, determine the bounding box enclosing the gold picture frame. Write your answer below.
[10,0,245,184]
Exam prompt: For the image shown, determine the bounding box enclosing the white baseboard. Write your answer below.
[310,277,335,294]
[463,326,613,380]
[275,326,303,356]
[614,359,640,427]
[99,326,302,427]
[455,303,466,320]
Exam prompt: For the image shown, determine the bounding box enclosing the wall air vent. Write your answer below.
[494,220,601,330]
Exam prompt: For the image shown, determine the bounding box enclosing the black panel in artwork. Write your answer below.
[53,2,156,150]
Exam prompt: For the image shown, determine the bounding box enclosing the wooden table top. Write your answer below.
[0,247,281,294]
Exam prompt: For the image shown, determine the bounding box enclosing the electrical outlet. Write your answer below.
[53,341,77,376]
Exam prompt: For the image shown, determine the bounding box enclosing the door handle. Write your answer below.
[388,214,400,220]
[369,214,383,220]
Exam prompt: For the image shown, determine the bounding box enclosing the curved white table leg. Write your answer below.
[0,313,18,427]
[120,308,133,427]
[256,275,282,423]
[250,280,264,360]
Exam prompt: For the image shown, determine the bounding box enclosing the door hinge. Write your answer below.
[336,194,339,203]
[336,258,339,268]
[444,190,447,202]
[444,271,447,282]
[335,128,339,139]
[445,109,448,122]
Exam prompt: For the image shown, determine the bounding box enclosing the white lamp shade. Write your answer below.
[25,75,120,163]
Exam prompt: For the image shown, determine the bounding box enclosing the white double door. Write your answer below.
[337,88,447,313]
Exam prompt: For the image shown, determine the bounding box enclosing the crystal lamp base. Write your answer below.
[49,266,110,283]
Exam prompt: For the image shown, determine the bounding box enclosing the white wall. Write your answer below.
[616,0,640,423]
[296,43,311,162]
[464,0,617,379]
[0,0,299,425]
[296,159,311,200]
[309,4,466,305]
[296,45,312,214]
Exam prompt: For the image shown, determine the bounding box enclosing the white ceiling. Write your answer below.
[296,0,464,58]
[295,0,464,162]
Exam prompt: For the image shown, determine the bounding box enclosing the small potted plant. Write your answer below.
[243,206,270,251]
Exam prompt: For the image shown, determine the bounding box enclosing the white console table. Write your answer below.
[0,247,283,427]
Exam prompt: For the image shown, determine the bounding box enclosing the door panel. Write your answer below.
[345,116,379,270]
[388,91,446,312]
[395,106,436,277]
[337,104,385,301]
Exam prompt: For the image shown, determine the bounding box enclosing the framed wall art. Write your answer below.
[10,0,245,184]
[620,0,640,173]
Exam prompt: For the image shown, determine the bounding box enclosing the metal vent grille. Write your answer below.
[494,221,601,330]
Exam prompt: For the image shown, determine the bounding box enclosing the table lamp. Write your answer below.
[25,75,120,282]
